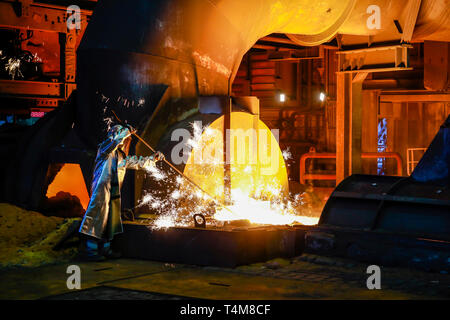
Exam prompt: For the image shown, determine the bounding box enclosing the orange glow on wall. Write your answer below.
[46,164,90,209]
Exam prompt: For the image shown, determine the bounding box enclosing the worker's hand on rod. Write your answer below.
[124,124,137,135]
[152,151,165,162]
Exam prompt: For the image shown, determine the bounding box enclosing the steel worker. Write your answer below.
[78,124,164,261]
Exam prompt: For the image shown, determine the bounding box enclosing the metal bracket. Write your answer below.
[337,45,413,73]
[194,214,206,228]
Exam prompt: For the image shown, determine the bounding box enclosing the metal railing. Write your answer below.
[406,147,427,175]
[299,147,403,184]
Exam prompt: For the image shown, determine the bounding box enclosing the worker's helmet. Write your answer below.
[107,124,125,138]
[96,124,131,158]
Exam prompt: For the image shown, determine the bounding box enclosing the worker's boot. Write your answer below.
[100,241,122,259]
[78,236,106,262]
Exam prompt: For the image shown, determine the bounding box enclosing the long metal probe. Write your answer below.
[111,110,233,213]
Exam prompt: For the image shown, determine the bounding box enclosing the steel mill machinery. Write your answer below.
[1,0,449,268]
[305,115,450,272]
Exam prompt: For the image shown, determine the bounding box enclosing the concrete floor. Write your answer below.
[1,254,449,300]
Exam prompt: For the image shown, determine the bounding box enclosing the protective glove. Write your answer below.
[152,151,165,162]
[125,124,137,135]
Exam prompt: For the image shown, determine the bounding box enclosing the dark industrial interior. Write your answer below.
[0,0,449,301]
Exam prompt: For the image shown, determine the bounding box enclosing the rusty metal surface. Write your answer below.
[424,41,450,92]
[320,174,450,239]
[0,1,92,114]
[304,227,450,272]
[0,79,62,97]
[0,0,92,33]
[77,0,450,149]
[311,126,450,270]
[114,222,300,268]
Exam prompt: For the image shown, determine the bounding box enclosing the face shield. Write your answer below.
[107,125,131,145]
[93,124,132,157]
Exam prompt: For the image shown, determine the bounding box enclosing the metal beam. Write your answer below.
[0,79,63,96]
[337,45,413,73]
[401,0,422,43]
[380,93,450,102]
[259,35,299,46]
[336,72,368,184]
[268,46,324,61]
[0,1,91,33]
[336,73,351,183]
[350,72,368,176]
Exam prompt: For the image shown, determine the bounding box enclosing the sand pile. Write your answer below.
[0,203,80,269]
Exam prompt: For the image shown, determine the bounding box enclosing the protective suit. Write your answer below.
[79,124,161,241]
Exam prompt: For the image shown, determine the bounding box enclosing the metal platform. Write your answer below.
[114,222,307,268]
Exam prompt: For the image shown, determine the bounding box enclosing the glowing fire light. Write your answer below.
[319,92,326,102]
[282,147,292,161]
[145,163,166,181]
[146,112,319,229]
[214,189,318,226]
[153,215,178,229]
